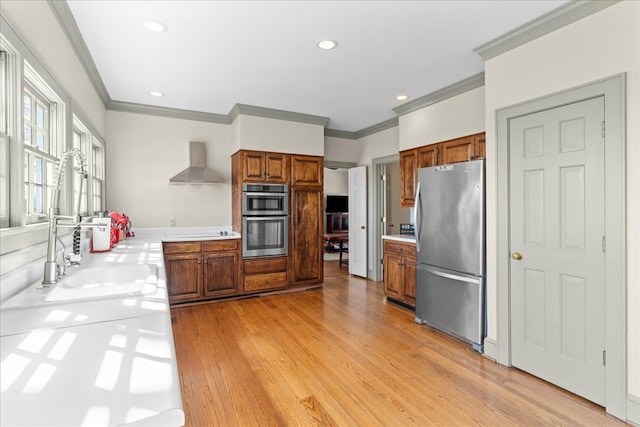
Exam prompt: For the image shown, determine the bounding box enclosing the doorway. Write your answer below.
[324,165,352,277]
[371,155,412,282]
[496,74,626,417]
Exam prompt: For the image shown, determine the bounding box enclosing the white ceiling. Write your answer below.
[66,0,566,132]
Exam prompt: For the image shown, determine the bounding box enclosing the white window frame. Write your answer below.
[72,115,105,217]
[0,36,18,229]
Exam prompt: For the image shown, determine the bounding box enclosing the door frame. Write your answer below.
[496,74,626,418]
[371,154,400,282]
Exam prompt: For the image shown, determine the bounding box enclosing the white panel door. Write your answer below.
[509,96,605,405]
[349,166,367,277]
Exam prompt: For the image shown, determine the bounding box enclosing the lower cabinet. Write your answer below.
[242,256,288,293]
[163,239,240,304]
[383,239,416,307]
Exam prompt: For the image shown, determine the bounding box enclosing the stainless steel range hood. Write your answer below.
[169,141,226,184]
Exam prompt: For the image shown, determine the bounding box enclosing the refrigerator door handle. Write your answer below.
[418,264,480,284]
[414,181,421,253]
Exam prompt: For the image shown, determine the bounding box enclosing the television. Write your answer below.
[325,195,348,213]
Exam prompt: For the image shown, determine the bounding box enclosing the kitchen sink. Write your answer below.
[43,264,158,302]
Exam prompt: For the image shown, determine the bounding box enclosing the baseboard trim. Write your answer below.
[483,337,498,361]
[627,393,640,426]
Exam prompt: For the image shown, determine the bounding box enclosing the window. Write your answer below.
[0,49,10,228]
[0,31,105,234]
[92,138,104,214]
[23,82,58,224]
[72,115,105,217]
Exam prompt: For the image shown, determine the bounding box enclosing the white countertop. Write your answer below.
[0,227,196,427]
[382,234,416,243]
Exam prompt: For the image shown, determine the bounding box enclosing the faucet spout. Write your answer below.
[43,148,88,286]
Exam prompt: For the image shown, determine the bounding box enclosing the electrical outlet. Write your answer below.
[170,218,176,227]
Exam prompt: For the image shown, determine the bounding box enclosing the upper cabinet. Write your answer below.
[399,132,485,207]
[238,150,289,184]
[291,155,323,187]
[399,150,417,207]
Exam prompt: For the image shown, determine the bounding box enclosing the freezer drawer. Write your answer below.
[415,264,485,350]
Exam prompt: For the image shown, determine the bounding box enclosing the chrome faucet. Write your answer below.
[42,148,89,286]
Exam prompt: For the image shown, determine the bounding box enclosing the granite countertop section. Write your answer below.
[382,234,416,243]
[0,227,191,427]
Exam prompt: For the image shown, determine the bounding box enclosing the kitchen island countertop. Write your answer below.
[0,227,191,427]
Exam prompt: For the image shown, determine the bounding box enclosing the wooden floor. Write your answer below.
[171,265,627,426]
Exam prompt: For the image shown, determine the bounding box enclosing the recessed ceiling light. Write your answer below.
[149,91,164,97]
[144,21,167,33]
[317,39,337,50]
[396,94,410,101]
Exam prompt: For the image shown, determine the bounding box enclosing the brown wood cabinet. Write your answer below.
[383,239,416,307]
[243,257,288,293]
[232,150,324,289]
[163,239,240,304]
[235,150,289,184]
[291,155,323,186]
[399,132,485,207]
[290,186,323,286]
[399,150,417,207]
[326,213,348,233]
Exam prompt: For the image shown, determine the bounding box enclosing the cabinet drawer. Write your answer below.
[243,257,287,274]
[202,239,239,252]
[244,272,287,292]
[384,241,416,255]
[163,242,201,254]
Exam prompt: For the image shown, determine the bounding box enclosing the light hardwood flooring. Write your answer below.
[170,269,627,426]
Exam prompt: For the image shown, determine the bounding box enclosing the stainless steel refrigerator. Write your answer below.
[414,158,485,352]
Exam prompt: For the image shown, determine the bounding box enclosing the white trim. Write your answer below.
[496,73,627,419]
[482,337,498,361]
[627,394,640,426]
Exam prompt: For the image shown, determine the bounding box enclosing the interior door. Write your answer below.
[509,96,605,405]
[349,166,367,277]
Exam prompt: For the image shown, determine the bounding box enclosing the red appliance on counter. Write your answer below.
[108,211,135,242]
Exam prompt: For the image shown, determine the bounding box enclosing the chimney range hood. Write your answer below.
[169,141,226,184]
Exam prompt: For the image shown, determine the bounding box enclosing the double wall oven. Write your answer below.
[242,183,288,258]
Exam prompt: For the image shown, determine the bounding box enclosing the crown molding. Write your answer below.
[355,117,398,139]
[393,72,485,117]
[324,129,358,140]
[47,0,111,105]
[108,100,231,124]
[229,103,329,126]
[473,0,620,61]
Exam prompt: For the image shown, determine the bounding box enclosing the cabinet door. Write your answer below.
[474,133,486,159]
[439,136,474,165]
[203,252,238,297]
[290,187,323,285]
[399,149,417,207]
[242,151,266,182]
[165,253,202,303]
[383,252,404,300]
[403,256,417,305]
[291,155,323,186]
[417,144,438,168]
[264,153,289,183]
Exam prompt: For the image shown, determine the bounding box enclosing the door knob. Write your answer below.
[511,252,523,260]
[360,225,365,230]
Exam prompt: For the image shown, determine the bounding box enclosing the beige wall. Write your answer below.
[484,1,639,399]
[399,86,485,151]
[324,168,348,195]
[233,115,324,156]
[106,111,233,228]
[324,136,358,163]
